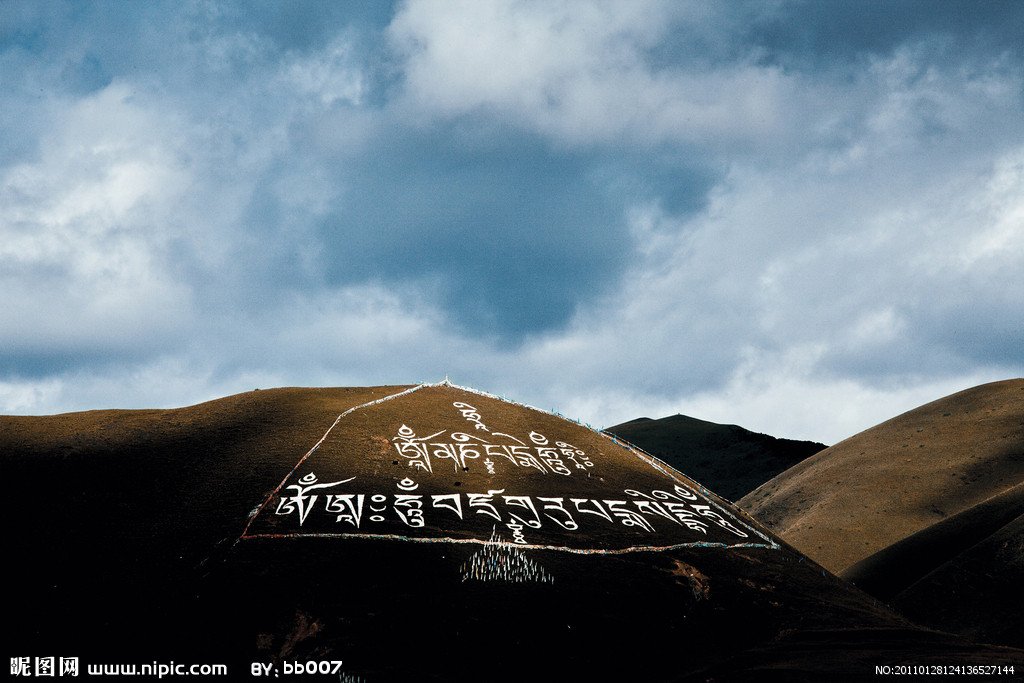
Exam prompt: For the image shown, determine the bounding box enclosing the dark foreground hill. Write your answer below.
[740,379,1024,649]
[606,414,826,501]
[6,382,1021,681]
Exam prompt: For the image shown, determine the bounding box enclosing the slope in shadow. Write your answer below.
[842,482,1024,600]
[842,483,1024,648]
[607,414,826,502]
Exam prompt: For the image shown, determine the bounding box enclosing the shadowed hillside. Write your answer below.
[6,382,1021,681]
[740,379,1024,649]
[606,414,826,501]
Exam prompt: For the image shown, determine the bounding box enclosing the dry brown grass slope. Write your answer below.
[739,379,1024,648]
[739,379,1024,572]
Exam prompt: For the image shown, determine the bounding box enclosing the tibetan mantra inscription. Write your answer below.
[244,383,775,553]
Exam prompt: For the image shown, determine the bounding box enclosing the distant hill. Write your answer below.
[7,382,1021,680]
[605,414,826,501]
[739,378,1024,649]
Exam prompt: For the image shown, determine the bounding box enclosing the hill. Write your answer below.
[606,414,826,501]
[6,381,1021,681]
[739,379,1024,648]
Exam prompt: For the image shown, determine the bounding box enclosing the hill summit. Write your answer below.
[607,414,826,501]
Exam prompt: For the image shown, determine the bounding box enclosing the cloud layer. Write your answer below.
[3,1,1023,443]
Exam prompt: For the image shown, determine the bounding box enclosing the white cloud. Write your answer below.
[279,35,365,107]
[960,148,1024,269]
[388,0,803,149]
[487,138,1024,443]
[0,83,194,349]
[654,354,1007,446]
[0,377,64,415]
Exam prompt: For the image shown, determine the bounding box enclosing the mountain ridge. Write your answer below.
[6,382,1021,679]
[606,412,827,501]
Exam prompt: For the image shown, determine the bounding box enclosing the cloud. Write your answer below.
[0,83,194,370]
[2,1,1023,448]
[387,0,804,149]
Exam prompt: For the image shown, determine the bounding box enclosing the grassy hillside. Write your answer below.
[739,379,1024,648]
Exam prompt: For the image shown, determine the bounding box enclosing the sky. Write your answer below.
[2,0,1023,444]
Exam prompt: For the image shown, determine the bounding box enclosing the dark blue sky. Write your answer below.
[2,1,1022,442]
